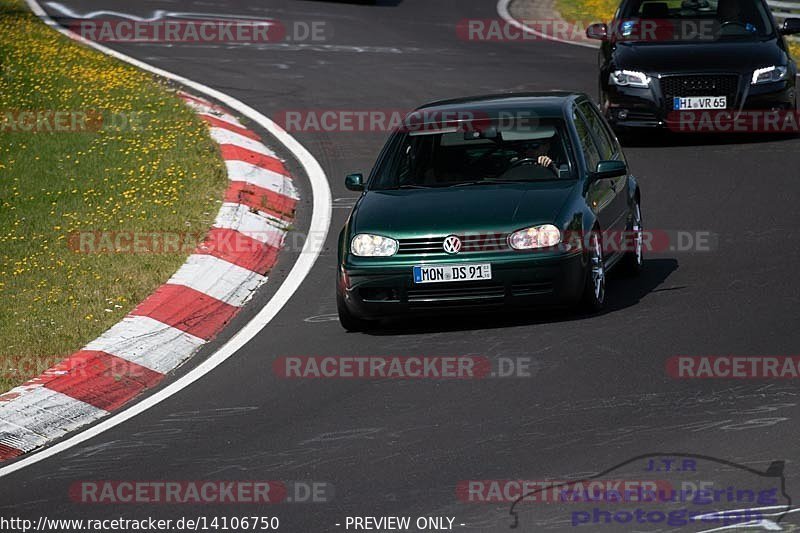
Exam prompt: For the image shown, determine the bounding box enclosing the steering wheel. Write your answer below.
[719,21,749,31]
[508,157,540,169]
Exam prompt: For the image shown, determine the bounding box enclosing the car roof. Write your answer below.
[413,92,588,121]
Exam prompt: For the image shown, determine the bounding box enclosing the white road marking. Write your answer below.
[0,388,107,454]
[168,254,266,307]
[199,110,247,128]
[1,0,331,478]
[226,160,299,199]
[210,127,278,157]
[303,314,339,323]
[181,100,245,128]
[214,203,288,246]
[84,316,206,374]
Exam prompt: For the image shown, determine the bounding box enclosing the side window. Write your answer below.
[578,101,616,160]
[572,109,601,172]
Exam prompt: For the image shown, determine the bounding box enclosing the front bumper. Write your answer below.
[338,250,586,319]
[604,76,795,130]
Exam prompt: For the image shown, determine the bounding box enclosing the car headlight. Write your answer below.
[751,65,788,85]
[351,234,398,257]
[609,70,651,88]
[508,224,561,250]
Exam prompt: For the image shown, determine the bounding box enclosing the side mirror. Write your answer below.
[345,173,364,191]
[586,22,608,40]
[780,18,800,35]
[592,160,627,179]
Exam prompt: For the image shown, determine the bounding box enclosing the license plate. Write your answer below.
[673,96,727,110]
[413,264,492,284]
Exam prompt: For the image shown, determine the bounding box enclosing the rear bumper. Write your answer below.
[338,251,586,319]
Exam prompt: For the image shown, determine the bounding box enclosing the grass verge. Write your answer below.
[0,0,227,391]
[555,0,618,24]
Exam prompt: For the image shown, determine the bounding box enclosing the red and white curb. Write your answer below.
[0,92,299,462]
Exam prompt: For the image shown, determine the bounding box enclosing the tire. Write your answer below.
[618,201,643,277]
[581,231,606,312]
[337,292,372,332]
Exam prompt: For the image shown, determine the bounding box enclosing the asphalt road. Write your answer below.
[3,0,800,531]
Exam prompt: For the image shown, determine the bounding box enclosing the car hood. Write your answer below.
[612,39,785,74]
[351,181,577,237]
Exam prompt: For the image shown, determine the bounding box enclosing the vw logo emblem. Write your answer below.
[443,235,462,254]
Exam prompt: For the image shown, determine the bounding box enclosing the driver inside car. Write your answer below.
[511,140,560,174]
[716,0,759,32]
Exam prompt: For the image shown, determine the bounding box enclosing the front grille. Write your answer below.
[407,283,505,307]
[398,234,509,255]
[660,74,740,111]
[398,237,446,255]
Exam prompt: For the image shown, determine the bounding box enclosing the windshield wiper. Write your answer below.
[395,184,432,189]
[448,179,525,187]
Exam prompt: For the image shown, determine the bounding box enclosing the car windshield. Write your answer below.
[617,0,775,41]
[369,119,576,190]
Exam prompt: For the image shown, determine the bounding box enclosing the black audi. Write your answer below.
[586,0,800,129]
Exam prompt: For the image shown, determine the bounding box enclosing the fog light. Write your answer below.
[359,287,399,302]
[617,109,629,120]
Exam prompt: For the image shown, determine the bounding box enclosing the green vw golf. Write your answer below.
[337,93,643,331]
